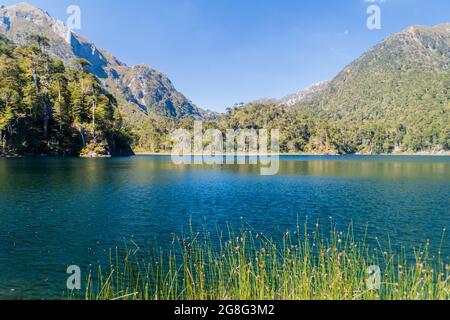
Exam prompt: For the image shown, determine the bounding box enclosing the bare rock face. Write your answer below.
[121,65,202,117]
[0,2,206,126]
[280,81,329,107]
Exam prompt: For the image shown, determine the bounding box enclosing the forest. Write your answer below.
[134,102,449,155]
[0,34,132,157]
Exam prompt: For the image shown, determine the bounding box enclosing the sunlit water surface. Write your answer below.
[0,155,449,299]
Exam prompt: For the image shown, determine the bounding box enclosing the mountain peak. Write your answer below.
[1,1,72,45]
[433,22,450,32]
[280,81,329,107]
[399,22,450,35]
[4,2,48,15]
[8,2,38,8]
[0,2,206,122]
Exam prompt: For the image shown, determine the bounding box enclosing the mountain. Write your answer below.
[0,2,207,126]
[294,24,450,124]
[216,23,449,154]
[280,81,329,107]
[248,82,329,107]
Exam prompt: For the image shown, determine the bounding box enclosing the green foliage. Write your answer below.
[290,25,450,154]
[133,99,449,155]
[74,224,449,300]
[0,35,131,156]
[133,25,449,155]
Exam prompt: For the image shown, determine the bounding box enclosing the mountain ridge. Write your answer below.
[297,22,450,122]
[277,23,449,109]
[0,2,209,125]
[211,22,449,154]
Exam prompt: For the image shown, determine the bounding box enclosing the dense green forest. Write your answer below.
[0,34,132,157]
[133,102,449,154]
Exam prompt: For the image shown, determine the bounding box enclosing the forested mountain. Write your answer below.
[0,34,132,156]
[0,2,207,126]
[285,23,450,153]
[0,2,448,155]
[135,24,449,154]
[297,25,449,116]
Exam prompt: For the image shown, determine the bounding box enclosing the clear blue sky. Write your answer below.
[2,0,450,111]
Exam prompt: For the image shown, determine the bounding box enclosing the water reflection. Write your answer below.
[0,155,449,298]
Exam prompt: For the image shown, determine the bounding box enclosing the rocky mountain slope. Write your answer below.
[0,2,207,126]
[279,81,329,106]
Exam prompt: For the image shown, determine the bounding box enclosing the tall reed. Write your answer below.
[72,223,449,300]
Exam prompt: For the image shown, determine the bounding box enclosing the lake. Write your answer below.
[0,155,449,299]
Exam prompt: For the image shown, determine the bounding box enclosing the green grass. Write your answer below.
[70,223,449,300]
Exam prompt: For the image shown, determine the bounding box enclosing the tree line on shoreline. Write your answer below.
[134,102,449,155]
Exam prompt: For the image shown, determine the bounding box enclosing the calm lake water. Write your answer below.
[0,155,449,299]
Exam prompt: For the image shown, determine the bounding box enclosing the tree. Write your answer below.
[0,38,129,156]
[75,58,91,71]
[26,34,50,52]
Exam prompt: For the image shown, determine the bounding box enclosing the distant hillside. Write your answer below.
[216,24,449,154]
[296,24,450,125]
[0,2,208,126]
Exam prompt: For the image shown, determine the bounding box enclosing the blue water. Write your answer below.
[0,155,449,299]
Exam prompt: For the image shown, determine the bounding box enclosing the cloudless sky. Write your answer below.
[2,0,450,111]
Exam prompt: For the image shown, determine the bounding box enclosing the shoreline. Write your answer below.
[2,151,449,159]
[134,151,450,157]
